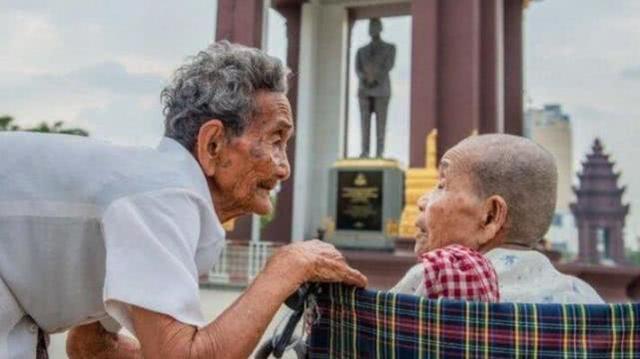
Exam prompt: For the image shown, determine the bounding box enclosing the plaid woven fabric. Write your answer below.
[308,284,640,358]
[421,245,499,302]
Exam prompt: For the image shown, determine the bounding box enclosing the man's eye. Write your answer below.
[436,183,444,190]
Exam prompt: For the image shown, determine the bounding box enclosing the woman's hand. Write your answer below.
[265,240,368,289]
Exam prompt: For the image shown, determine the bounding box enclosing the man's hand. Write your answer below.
[266,240,368,289]
[66,322,142,359]
[131,240,366,359]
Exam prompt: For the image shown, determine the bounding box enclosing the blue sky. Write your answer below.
[1,0,638,247]
[525,0,640,247]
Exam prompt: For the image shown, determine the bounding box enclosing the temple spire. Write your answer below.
[571,139,630,265]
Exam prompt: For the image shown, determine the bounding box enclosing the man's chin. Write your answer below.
[251,200,273,216]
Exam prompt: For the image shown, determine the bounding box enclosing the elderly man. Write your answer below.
[393,134,603,304]
[0,41,367,358]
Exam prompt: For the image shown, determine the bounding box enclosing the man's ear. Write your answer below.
[196,119,225,177]
[478,195,508,246]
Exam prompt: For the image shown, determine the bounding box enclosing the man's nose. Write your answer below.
[275,158,290,181]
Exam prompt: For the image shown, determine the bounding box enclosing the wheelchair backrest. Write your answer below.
[309,284,638,358]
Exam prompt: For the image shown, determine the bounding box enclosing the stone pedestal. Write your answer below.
[326,159,404,251]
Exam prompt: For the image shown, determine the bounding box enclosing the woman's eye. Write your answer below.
[437,183,444,190]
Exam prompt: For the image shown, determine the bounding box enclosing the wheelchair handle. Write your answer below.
[271,283,319,358]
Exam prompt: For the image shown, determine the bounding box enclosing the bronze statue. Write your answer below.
[356,18,396,158]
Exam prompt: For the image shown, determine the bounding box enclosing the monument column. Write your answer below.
[611,221,626,263]
[215,0,264,240]
[410,0,485,165]
[409,0,437,167]
[588,224,598,263]
[262,2,303,243]
[437,0,482,157]
[577,220,590,262]
[503,0,524,135]
[480,0,503,133]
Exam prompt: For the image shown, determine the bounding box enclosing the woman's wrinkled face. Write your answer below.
[212,91,293,216]
[414,150,486,255]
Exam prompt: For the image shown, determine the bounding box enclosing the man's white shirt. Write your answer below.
[0,132,225,358]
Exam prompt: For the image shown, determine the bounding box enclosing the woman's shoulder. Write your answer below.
[487,248,604,304]
[389,263,423,295]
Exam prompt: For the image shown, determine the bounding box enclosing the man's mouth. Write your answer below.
[257,180,278,192]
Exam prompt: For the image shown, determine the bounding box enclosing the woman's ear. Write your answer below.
[196,119,225,177]
[478,195,508,246]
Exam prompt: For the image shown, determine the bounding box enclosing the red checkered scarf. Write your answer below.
[421,244,500,302]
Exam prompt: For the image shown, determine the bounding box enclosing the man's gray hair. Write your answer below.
[162,41,289,150]
[455,134,558,245]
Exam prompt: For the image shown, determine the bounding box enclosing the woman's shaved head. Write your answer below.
[444,134,558,245]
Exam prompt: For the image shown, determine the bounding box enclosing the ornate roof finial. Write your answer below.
[592,138,603,154]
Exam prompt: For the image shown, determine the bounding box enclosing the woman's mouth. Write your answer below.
[415,229,429,241]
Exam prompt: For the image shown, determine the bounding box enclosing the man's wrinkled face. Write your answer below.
[414,149,486,255]
[213,91,293,216]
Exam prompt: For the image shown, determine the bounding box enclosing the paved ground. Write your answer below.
[48,287,298,358]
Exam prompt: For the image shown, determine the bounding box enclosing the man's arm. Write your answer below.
[132,240,366,358]
[68,240,366,359]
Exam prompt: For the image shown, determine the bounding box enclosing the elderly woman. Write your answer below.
[0,41,366,358]
[392,134,603,304]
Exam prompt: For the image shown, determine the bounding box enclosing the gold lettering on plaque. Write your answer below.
[341,172,379,220]
[342,187,379,204]
[354,173,367,186]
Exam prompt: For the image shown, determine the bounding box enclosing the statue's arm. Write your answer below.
[355,49,366,79]
[377,44,396,78]
[385,44,396,72]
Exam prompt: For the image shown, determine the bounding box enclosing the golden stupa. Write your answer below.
[398,129,440,238]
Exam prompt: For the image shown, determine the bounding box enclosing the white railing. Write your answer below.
[207,240,281,286]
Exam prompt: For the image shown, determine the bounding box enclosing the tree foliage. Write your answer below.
[0,115,89,136]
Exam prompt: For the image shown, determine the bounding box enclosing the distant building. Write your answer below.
[525,104,576,253]
[571,138,629,265]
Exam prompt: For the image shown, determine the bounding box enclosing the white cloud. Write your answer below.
[0,0,216,145]
[0,10,62,75]
[526,0,640,248]
[621,66,640,81]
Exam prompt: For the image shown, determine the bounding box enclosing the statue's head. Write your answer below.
[414,134,558,255]
[369,18,383,38]
[162,41,293,218]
